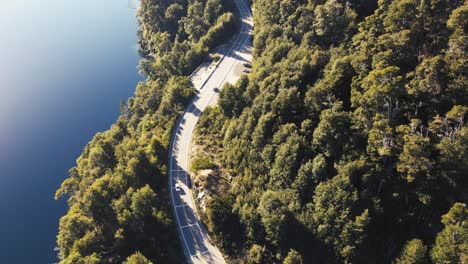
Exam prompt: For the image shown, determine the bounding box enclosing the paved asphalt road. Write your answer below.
[168,0,253,263]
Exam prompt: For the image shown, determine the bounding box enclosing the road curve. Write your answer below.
[168,0,253,263]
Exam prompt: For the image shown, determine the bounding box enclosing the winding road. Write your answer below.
[168,0,253,263]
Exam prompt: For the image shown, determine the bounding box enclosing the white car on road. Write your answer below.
[175,183,181,191]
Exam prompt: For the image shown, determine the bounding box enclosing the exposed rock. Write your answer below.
[199,169,214,177]
[197,191,205,200]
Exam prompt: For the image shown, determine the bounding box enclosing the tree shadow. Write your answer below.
[282,213,335,264]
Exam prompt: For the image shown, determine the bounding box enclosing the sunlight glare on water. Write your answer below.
[0,0,142,262]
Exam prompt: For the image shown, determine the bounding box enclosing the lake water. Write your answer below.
[0,0,141,262]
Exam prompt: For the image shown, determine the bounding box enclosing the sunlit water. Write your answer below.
[0,0,141,262]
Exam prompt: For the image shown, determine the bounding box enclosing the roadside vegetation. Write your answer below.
[54,0,237,263]
[193,0,468,263]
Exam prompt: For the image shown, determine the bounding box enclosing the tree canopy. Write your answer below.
[55,0,238,263]
[191,0,467,263]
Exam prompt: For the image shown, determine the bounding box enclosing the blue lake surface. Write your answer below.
[0,0,142,262]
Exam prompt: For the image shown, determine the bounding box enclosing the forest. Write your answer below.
[54,0,236,263]
[191,0,468,263]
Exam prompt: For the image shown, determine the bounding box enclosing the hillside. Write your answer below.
[191,0,468,263]
[54,0,236,263]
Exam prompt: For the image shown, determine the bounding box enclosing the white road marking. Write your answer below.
[181,223,199,229]
[167,0,253,263]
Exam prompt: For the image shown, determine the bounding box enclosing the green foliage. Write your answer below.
[206,194,244,253]
[258,190,290,246]
[310,175,369,262]
[269,132,303,188]
[55,0,238,262]
[394,239,427,264]
[219,80,247,118]
[197,12,237,53]
[180,2,206,42]
[213,54,221,62]
[434,106,468,200]
[248,244,267,264]
[445,1,468,107]
[430,203,468,264]
[195,0,467,263]
[124,252,153,264]
[312,102,351,159]
[191,156,216,171]
[396,122,434,185]
[283,249,303,264]
[137,0,237,81]
[312,0,357,45]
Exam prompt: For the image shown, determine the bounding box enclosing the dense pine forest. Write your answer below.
[54,0,467,263]
[54,0,236,263]
[192,0,467,263]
